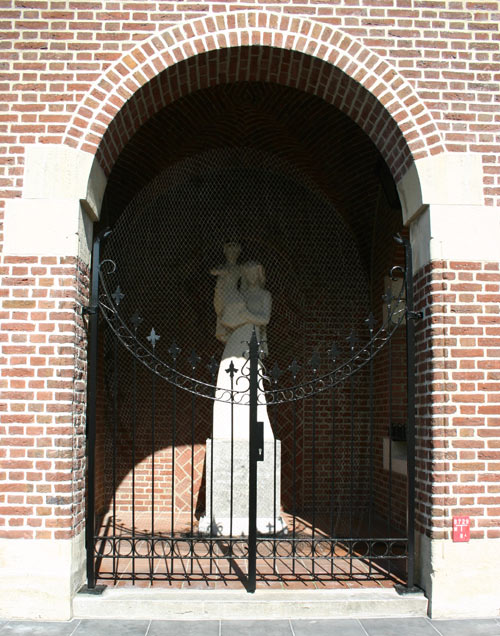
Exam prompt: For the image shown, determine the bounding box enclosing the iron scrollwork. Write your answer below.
[98,256,408,405]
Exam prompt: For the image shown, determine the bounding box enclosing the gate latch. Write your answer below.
[256,421,264,462]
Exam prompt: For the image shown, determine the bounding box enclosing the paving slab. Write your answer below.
[292,618,367,635]
[0,622,77,636]
[148,621,219,636]
[73,619,149,636]
[359,617,438,636]
[431,619,500,636]
[221,620,291,636]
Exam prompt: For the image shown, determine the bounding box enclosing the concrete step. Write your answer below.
[73,587,428,620]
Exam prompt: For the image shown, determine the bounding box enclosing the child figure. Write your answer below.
[210,242,245,343]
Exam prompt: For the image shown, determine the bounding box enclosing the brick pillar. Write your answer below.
[399,152,500,618]
[0,145,105,620]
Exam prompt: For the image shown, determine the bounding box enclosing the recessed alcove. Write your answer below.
[91,80,409,587]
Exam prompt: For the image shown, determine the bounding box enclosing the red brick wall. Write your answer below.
[0,256,88,539]
[415,260,500,540]
[1,2,499,207]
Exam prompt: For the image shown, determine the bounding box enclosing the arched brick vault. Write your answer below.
[102,81,404,276]
[63,11,445,184]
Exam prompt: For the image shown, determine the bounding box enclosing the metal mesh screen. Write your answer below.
[101,147,369,365]
[97,147,375,532]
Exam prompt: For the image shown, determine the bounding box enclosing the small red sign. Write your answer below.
[452,516,470,542]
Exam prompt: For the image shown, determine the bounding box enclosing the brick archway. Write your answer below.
[63,11,444,184]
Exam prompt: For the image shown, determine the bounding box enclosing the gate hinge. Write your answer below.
[82,305,98,316]
[407,310,423,321]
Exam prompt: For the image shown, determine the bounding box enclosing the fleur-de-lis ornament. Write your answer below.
[168,341,181,362]
[226,360,238,379]
[189,350,200,371]
[112,285,124,306]
[309,351,321,374]
[130,312,143,332]
[289,359,300,380]
[328,342,338,365]
[207,356,219,379]
[271,362,282,385]
[147,327,160,351]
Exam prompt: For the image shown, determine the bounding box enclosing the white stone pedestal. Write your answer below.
[199,438,286,536]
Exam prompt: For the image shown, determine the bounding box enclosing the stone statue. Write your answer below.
[212,260,272,440]
[210,241,244,344]
[200,246,285,536]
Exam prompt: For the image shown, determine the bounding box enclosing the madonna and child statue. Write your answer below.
[199,242,285,536]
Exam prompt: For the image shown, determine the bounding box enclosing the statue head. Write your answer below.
[223,242,241,265]
[242,261,265,288]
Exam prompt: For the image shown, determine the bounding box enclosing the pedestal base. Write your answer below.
[199,438,285,537]
[198,515,287,536]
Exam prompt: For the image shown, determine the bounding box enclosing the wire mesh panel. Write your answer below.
[88,147,412,589]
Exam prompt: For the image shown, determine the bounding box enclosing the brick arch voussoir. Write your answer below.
[63,11,444,182]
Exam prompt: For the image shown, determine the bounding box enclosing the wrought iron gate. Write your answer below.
[85,232,418,592]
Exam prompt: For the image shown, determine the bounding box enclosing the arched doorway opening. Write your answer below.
[87,78,413,590]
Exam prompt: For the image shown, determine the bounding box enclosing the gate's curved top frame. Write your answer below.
[97,251,408,405]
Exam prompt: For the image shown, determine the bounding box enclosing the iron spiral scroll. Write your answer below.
[97,257,408,405]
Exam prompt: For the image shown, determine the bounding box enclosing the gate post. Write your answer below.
[398,235,419,591]
[247,327,259,593]
[84,229,110,590]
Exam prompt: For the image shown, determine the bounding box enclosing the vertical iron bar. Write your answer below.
[368,320,375,576]
[402,236,417,590]
[388,339,393,537]
[132,329,138,583]
[209,411,214,575]
[85,229,110,589]
[229,363,235,572]
[291,377,298,575]
[247,328,259,593]
[311,384,317,577]
[150,364,156,582]
[190,383,195,575]
[330,381,335,576]
[112,320,118,582]
[273,408,277,575]
[207,357,217,577]
[171,361,177,573]
[349,339,355,577]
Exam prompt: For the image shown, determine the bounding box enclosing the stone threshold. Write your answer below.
[73,587,428,620]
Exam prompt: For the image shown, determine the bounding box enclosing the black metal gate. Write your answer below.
[85,232,418,592]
